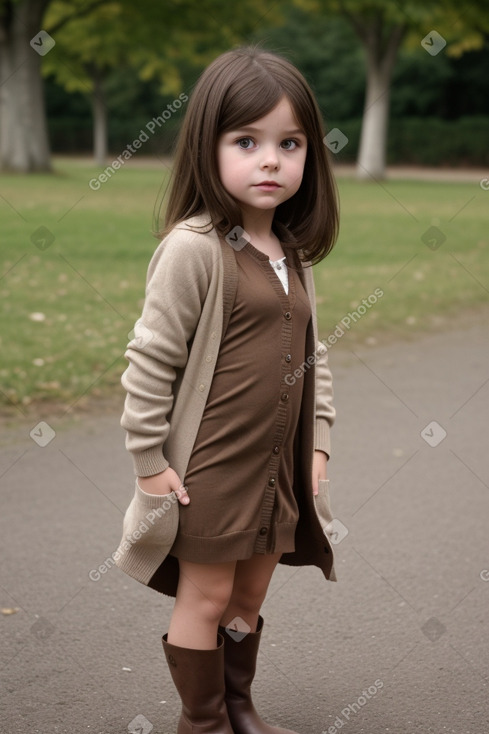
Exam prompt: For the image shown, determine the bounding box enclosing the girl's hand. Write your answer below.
[312,450,328,496]
[138,467,190,505]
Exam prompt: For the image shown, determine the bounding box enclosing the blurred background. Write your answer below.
[1,6,489,734]
[1,0,488,413]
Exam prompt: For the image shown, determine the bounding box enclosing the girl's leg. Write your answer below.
[164,559,237,733]
[219,551,282,632]
[168,558,237,649]
[217,553,298,733]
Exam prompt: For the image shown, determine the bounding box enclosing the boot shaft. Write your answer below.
[162,633,234,734]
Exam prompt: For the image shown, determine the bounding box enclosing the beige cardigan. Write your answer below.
[118,213,338,588]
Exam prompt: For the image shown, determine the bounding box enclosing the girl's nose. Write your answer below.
[259,147,279,170]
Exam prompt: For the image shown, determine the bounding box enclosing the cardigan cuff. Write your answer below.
[314,419,331,459]
[131,446,170,477]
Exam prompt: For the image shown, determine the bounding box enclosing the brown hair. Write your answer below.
[159,46,339,265]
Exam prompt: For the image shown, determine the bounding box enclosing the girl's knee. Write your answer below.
[230,555,280,613]
[177,562,235,621]
[229,579,268,615]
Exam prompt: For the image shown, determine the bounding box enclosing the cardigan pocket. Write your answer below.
[114,479,179,584]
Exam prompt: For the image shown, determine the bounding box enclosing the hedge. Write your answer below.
[48,115,489,167]
[329,116,489,166]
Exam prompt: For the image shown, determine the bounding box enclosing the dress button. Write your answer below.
[259,527,268,536]
[268,477,276,487]
[273,446,280,454]
[285,354,292,362]
[281,392,289,402]
[284,311,292,320]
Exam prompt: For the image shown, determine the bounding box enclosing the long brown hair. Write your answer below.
[159,46,339,265]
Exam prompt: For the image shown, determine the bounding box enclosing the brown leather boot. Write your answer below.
[219,616,299,734]
[162,632,234,733]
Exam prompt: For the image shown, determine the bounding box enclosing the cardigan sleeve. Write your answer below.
[308,266,336,459]
[120,227,216,477]
[314,341,335,458]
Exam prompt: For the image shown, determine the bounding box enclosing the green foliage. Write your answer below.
[39,0,489,166]
[43,0,284,97]
[1,161,488,409]
[387,117,489,166]
[326,116,489,166]
[252,9,365,121]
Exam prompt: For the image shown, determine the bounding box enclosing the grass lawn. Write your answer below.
[1,158,488,412]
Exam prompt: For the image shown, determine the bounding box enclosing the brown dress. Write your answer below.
[169,240,312,562]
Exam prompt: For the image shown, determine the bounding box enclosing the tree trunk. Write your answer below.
[92,67,107,165]
[356,23,406,180]
[0,0,52,172]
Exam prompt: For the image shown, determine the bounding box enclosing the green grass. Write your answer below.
[1,159,488,411]
[316,175,489,344]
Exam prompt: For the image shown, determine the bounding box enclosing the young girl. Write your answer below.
[116,46,339,734]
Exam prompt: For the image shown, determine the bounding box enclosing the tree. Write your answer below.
[343,5,407,179]
[0,0,107,172]
[0,0,52,171]
[1,0,283,170]
[296,0,489,179]
[43,0,283,164]
[43,1,129,165]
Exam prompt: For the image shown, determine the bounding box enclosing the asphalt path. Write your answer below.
[1,321,488,734]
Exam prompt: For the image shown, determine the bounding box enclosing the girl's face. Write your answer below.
[217,96,307,222]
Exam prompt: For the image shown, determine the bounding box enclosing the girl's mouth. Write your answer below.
[254,181,281,190]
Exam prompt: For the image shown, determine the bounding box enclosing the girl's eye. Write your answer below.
[281,139,298,150]
[236,137,255,149]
